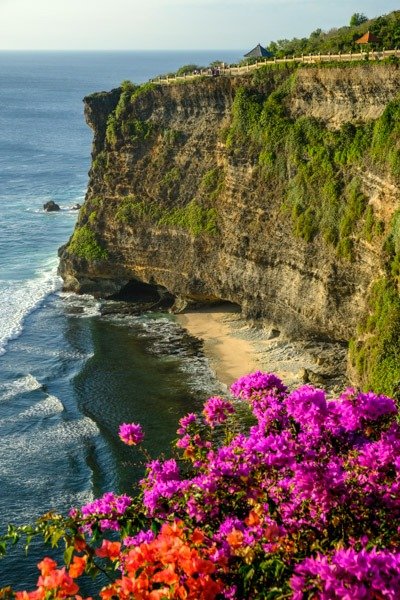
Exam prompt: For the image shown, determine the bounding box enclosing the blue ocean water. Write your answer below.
[0,50,239,589]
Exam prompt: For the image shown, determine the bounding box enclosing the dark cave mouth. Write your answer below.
[110,280,243,315]
[110,278,175,308]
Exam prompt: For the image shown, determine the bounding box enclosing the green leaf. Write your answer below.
[64,545,74,567]
[51,530,63,548]
[245,566,255,581]
[24,535,32,555]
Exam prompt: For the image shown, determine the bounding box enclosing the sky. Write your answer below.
[0,0,399,50]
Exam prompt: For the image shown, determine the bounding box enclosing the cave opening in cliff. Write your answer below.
[111,278,174,309]
[203,300,242,314]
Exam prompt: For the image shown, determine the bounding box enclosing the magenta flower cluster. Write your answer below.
[139,371,400,597]
[118,422,144,446]
[69,371,399,597]
[291,547,400,599]
[72,491,132,532]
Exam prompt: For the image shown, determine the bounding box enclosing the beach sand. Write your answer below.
[176,304,347,392]
[176,305,259,387]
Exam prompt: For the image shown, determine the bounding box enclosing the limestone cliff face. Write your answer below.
[59,63,400,353]
[289,65,400,128]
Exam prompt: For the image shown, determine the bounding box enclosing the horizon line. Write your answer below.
[0,48,245,53]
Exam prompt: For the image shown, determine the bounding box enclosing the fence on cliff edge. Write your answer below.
[152,48,400,85]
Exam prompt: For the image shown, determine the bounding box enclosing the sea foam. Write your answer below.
[0,259,61,356]
[0,374,42,402]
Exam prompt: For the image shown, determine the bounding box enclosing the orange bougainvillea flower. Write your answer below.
[37,557,57,577]
[13,559,94,600]
[190,528,205,545]
[97,521,223,600]
[152,565,179,585]
[226,528,244,549]
[160,520,184,539]
[69,554,87,578]
[95,539,121,560]
[245,509,260,527]
[99,586,116,600]
[38,567,80,596]
[15,592,42,600]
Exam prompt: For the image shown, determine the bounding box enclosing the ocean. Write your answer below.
[0,50,240,589]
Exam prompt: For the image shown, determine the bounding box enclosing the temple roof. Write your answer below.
[355,31,380,44]
[244,44,273,58]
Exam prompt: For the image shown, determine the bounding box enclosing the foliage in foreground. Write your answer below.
[1,371,399,599]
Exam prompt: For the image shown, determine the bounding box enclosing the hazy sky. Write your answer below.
[0,0,398,50]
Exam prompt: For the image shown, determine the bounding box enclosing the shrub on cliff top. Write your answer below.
[176,64,204,76]
[1,371,399,598]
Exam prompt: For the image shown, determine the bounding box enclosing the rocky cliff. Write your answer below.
[59,62,400,393]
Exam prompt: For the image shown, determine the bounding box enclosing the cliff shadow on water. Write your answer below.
[59,60,400,396]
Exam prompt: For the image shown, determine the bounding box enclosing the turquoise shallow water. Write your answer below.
[0,50,239,589]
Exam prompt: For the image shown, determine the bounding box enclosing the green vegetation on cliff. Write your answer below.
[115,196,218,236]
[68,225,108,261]
[226,68,395,256]
[158,200,218,235]
[349,278,400,396]
[201,167,225,201]
[350,208,400,395]
[105,81,156,147]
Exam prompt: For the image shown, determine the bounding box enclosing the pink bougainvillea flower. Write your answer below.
[203,396,235,427]
[118,422,144,446]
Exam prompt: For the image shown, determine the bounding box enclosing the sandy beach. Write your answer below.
[176,304,347,392]
[176,305,259,387]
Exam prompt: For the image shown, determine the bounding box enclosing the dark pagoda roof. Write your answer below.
[244,43,273,58]
[355,31,380,44]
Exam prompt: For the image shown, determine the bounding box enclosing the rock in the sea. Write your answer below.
[71,203,81,210]
[43,200,60,212]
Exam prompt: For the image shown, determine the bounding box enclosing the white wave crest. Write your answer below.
[0,395,64,426]
[19,395,64,418]
[0,260,61,356]
[0,416,100,470]
[0,374,42,402]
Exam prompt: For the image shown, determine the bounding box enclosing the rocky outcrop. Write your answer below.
[44,200,60,212]
[59,63,400,382]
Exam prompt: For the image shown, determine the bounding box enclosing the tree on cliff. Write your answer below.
[350,12,368,27]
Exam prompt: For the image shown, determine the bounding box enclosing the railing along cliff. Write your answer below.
[154,48,400,85]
